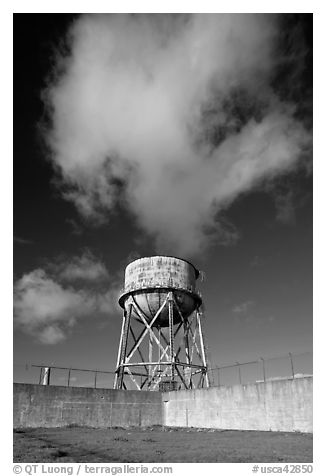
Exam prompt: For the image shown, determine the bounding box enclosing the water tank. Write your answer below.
[118,256,202,327]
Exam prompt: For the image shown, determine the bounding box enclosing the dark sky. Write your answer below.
[13,14,312,385]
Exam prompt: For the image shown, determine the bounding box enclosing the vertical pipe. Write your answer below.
[168,293,175,381]
[41,367,51,385]
[114,310,127,389]
[45,367,51,385]
[158,326,161,374]
[114,311,126,389]
[183,315,191,387]
[117,303,132,389]
[197,309,210,387]
[149,331,153,383]
[68,368,71,387]
[94,371,97,388]
[183,318,190,365]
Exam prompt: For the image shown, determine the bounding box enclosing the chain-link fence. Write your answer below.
[207,351,312,387]
[14,351,312,390]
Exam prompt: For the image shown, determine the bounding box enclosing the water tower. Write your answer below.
[114,256,210,391]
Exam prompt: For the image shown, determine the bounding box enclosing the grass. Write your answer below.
[13,426,313,463]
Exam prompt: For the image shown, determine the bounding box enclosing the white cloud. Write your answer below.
[250,255,265,268]
[13,253,118,344]
[274,189,296,225]
[232,300,255,314]
[14,236,34,245]
[51,250,109,282]
[232,301,277,327]
[42,14,311,256]
[38,325,66,345]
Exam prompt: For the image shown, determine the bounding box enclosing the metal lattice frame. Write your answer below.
[114,291,210,390]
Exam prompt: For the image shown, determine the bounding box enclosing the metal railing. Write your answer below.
[13,351,312,390]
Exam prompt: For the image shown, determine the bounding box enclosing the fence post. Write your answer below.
[289,353,295,379]
[260,358,266,383]
[94,371,97,388]
[236,362,242,385]
[68,368,71,387]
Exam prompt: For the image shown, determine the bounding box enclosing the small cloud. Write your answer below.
[49,250,109,283]
[232,300,255,314]
[66,218,83,236]
[250,255,265,268]
[38,325,66,345]
[214,217,240,247]
[232,300,257,324]
[264,171,312,227]
[232,301,276,327]
[13,252,118,344]
[274,189,296,225]
[13,268,98,344]
[14,236,34,245]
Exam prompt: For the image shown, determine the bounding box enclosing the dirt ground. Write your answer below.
[13,426,313,463]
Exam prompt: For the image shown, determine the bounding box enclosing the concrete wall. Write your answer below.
[13,384,162,429]
[164,377,312,433]
[14,377,312,432]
